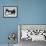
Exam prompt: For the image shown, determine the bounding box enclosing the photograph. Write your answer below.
[18,24,46,41]
[3,6,17,17]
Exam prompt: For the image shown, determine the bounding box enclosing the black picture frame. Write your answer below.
[3,6,18,18]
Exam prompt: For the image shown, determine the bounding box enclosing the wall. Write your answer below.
[0,0,46,45]
[0,0,18,44]
[18,0,46,24]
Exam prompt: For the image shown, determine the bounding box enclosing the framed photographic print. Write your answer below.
[3,6,17,18]
[18,24,46,42]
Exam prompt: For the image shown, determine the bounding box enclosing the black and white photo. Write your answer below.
[3,6,17,17]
